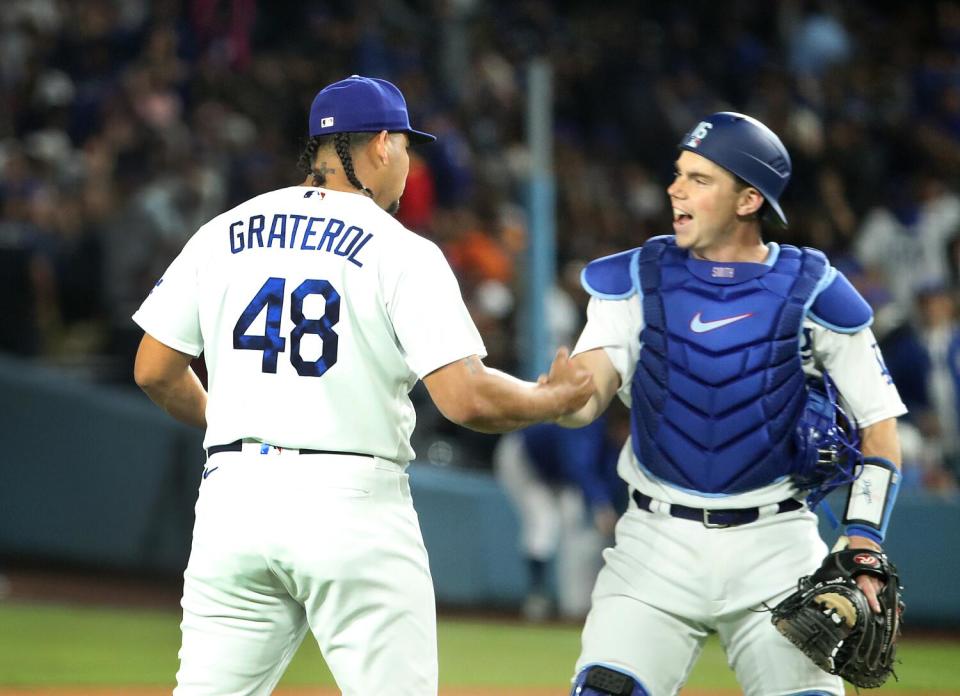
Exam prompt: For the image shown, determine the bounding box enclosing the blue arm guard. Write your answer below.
[844,456,901,544]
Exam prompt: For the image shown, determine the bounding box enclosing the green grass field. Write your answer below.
[0,602,957,692]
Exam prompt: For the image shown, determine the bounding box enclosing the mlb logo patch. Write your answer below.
[711,266,734,279]
[320,116,335,128]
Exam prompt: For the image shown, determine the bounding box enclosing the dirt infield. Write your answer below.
[0,690,742,696]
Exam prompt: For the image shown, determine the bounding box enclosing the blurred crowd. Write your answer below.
[3,0,960,492]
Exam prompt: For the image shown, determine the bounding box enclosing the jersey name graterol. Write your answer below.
[228,210,372,267]
[633,237,828,494]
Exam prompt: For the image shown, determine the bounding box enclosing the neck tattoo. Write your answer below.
[315,160,336,178]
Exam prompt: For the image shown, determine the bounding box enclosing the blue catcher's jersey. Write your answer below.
[629,237,829,494]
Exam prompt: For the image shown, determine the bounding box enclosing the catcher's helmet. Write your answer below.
[679,112,792,225]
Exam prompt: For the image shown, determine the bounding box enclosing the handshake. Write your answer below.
[536,347,598,422]
[425,346,605,433]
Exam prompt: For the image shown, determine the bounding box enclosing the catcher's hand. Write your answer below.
[771,549,904,689]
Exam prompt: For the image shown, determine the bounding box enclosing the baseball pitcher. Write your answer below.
[132,75,593,695]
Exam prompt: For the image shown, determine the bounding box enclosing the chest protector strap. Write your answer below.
[631,237,829,494]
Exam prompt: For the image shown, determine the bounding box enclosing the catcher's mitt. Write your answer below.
[771,548,904,688]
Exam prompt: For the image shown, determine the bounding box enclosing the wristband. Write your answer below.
[843,456,900,543]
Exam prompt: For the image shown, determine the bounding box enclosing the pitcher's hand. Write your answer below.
[538,347,595,415]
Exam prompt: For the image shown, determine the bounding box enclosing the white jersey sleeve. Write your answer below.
[385,241,485,378]
[132,234,204,357]
[805,321,907,427]
[572,295,643,404]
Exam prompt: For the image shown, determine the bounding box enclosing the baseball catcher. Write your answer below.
[772,547,904,688]
[561,111,909,695]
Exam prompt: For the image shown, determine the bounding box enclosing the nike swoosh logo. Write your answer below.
[689,311,753,333]
[202,466,219,479]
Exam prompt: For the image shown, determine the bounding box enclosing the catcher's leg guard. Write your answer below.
[571,665,650,696]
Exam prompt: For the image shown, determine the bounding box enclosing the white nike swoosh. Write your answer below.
[689,311,754,333]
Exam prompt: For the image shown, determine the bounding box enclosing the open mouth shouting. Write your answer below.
[673,207,693,232]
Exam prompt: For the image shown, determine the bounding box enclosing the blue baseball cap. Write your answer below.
[308,75,436,144]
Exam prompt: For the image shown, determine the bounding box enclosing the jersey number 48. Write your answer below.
[233,277,340,377]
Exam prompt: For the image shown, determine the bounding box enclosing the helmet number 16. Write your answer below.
[233,277,340,377]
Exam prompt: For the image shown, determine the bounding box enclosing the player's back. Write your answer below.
[147,186,444,463]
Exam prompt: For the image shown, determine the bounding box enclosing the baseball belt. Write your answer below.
[206,439,373,459]
[631,489,803,528]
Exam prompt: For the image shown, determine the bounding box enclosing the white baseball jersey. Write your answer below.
[133,185,485,463]
[573,250,907,509]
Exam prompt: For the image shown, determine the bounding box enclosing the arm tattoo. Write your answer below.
[463,356,482,375]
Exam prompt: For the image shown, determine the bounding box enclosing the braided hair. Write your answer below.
[297,132,376,196]
[334,132,374,197]
[297,136,325,186]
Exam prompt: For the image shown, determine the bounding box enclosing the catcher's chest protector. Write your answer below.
[632,237,828,493]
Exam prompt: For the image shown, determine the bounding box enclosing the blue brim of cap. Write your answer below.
[408,128,436,144]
